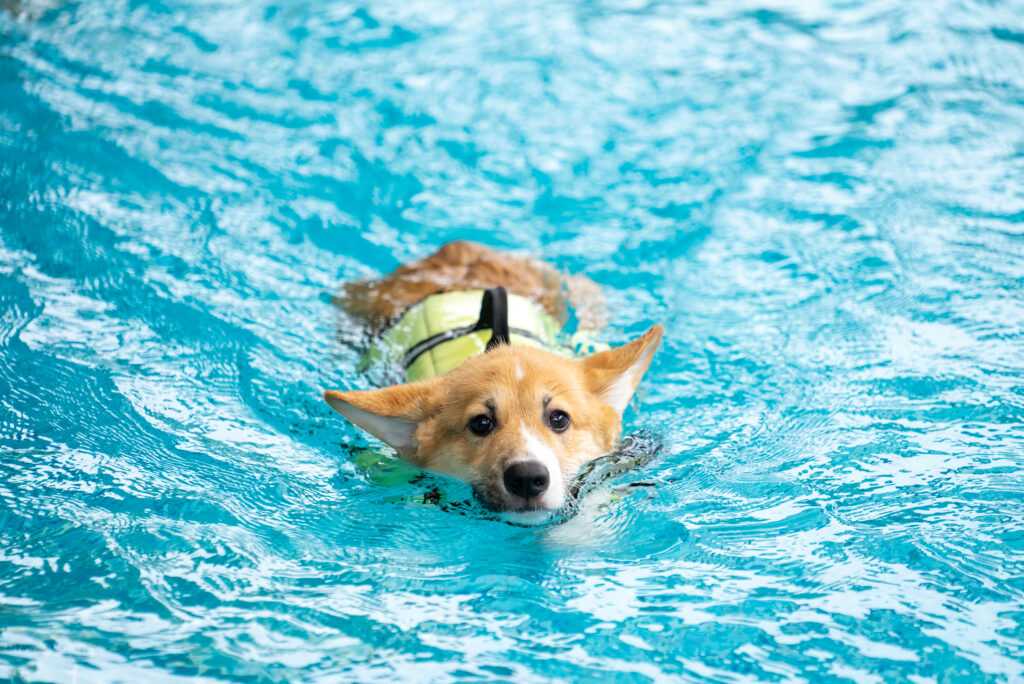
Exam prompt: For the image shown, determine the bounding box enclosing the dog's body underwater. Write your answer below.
[325,241,661,518]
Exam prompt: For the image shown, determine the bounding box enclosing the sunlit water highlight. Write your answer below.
[2,0,1023,681]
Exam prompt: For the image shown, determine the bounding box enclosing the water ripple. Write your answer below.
[3,0,1024,680]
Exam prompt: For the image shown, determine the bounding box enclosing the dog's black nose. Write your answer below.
[503,461,550,499]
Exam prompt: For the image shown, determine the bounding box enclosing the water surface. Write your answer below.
[2,0,1023,681]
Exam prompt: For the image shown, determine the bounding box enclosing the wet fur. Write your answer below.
[339,240,608,333]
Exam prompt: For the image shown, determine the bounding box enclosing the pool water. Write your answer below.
[2,0,1023,680]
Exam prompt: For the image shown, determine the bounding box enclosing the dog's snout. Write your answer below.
[503,461,550,499]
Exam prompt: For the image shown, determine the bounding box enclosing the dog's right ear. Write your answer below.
[324,380,440,458]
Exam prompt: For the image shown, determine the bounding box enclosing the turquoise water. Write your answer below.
[2,0,1023,680]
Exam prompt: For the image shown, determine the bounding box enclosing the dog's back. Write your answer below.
[340,241,606,333]
[339,241,562,331]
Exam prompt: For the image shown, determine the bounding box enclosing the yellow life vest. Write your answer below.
[363,288,606,382]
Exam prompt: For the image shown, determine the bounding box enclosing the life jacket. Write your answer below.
[363,287,607,382]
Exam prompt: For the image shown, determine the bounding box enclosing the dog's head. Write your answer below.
[325,325,662,517]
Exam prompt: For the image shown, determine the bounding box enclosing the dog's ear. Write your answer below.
[324,379,440,458]
[581,324,663,414]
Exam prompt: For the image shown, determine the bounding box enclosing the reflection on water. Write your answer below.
[1,0,1023,680]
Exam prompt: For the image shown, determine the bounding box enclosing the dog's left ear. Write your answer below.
[323,379,440,458]
[581,324,663,414]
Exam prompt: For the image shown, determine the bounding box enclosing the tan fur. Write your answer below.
[338,240,607,333]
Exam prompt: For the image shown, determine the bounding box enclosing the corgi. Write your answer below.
[324,241,661,519]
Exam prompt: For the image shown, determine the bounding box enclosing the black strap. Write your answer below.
[475,287,510,351]
[401,287,517,369]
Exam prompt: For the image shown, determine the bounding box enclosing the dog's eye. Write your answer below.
[547,410,570,433]
[468,414,494,436]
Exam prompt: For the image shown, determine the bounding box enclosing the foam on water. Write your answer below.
[1,0,1023,681]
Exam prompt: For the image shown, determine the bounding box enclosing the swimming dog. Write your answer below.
[325,241,661,518]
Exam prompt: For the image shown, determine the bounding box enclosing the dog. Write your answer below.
[324,241,661,520]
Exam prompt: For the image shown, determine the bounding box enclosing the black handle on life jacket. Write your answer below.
[400,286,520,370]
[474,287,510,351]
